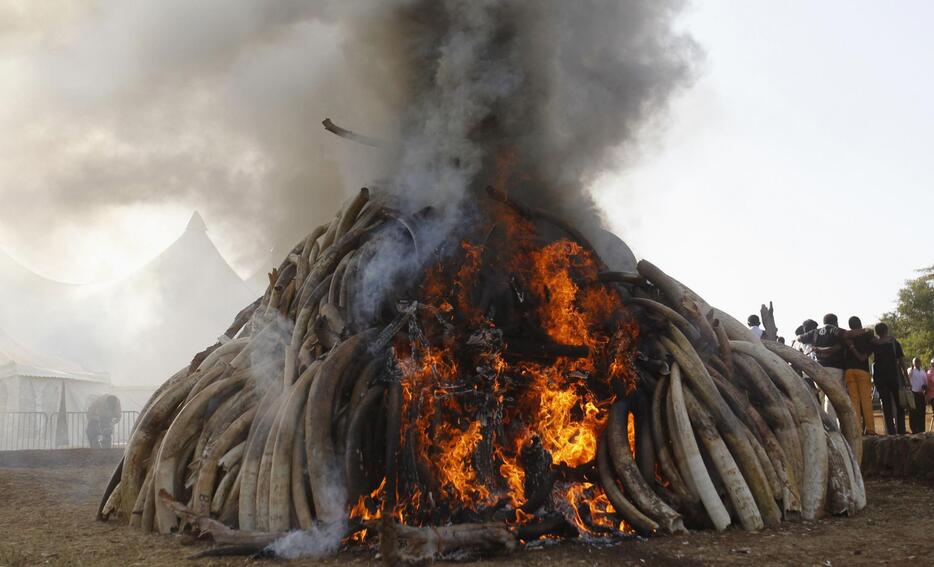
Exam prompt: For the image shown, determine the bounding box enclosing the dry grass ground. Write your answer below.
[1,454,932,567]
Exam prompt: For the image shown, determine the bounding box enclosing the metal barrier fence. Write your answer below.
[0,411,138,451]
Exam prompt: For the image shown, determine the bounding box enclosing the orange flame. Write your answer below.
[381,198,638,537]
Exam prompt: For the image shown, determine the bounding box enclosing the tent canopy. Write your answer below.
[0,327,110,413]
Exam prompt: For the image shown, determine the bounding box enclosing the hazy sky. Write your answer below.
[2,1,932,339]
[599,0,934,338]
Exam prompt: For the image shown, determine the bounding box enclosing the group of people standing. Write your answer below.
[748,313,933,435]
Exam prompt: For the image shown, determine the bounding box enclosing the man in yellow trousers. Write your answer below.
[843,316,876,435]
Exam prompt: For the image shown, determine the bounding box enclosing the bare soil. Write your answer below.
[1,455,932,567]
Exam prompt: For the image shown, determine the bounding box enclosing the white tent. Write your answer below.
[0,327,115,449]
[0,326,111,413]
[103,212,257,386]
[0,212,256,389]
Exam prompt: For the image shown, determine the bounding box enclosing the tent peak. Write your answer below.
[186,211,208,232]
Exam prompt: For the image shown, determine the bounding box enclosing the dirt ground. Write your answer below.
[1,454,932,567]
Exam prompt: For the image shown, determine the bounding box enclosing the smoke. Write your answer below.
[265,468,347,560]
[266,522,345,560]
[0,1,396,273]
[0,1,696,385]
[346,0,698,314]
[0,0,694,274]
[383,0,697,228]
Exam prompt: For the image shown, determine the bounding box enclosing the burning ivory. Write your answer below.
[97,187,864,562]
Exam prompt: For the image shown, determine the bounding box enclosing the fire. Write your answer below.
[348,479,386,543]
[496,445,527,509]
[529,241,598,352]
[528,378,605,467]
[436,420,490,504]
[564,482,621,532]
[628,412,637,456]
[381,198,639,537]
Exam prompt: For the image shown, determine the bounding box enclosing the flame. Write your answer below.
[436,420,490,505]
[628,411,637,456]
[497,446,527,509]
[376,199,638,538]
[529,241,597,351]
[348,479,386,544]
[527,376,605,467]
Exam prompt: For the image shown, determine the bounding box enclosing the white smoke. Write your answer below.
[0,1,696,385]
[266,467,348,559]
[0,0,695,271]
[266,522,346,560]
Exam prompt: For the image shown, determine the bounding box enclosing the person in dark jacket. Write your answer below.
[871,323,908,435]
[797,314,872,415]
[86,395,121,448]
[796,314,847,412]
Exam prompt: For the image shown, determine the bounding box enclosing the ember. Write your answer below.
[98,187,866,563]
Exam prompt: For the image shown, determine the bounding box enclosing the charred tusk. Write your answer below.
[606,400,686,534]
[596,438,659,534]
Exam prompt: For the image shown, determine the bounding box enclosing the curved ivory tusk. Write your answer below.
[731,353,804,491]
[730,340,829,520]
[191,407,257,517]
[662,327,781,527]
[681,387,763,531]
[120,369,197,520]
[238,384,286,531]
[268,367,317,532]
[667,362,731,531]
[211,463,241,517]
[606,400,687,534]
[305,332,376,522]
[761,340,862,464]
[649,375,694,500]
[709,369,801,516]
[824,430,853,516]
[626,297,702,344]
[153,375,245,533]
[596,437,659,534]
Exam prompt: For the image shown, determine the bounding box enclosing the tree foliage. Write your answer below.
[880,266,934,363]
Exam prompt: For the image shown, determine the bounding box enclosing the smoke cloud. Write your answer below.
[0,0,695,274]
[349,0,699,313]
[0,1,395,273]
[0,1,696,390]
[266,522,345,560]
[386,0,697,231]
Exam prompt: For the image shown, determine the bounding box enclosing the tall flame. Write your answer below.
[361,199,639,537]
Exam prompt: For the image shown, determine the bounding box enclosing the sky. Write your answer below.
[598,0,934,338]
[1,1,933,340]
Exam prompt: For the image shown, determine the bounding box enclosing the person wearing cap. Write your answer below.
[842,316,876,435]
[747,314,764,339]
[907,357,928,433]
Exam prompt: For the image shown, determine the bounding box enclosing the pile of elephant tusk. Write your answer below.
[97,187,864,563]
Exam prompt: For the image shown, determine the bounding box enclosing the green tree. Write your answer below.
[880,266,934,364]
